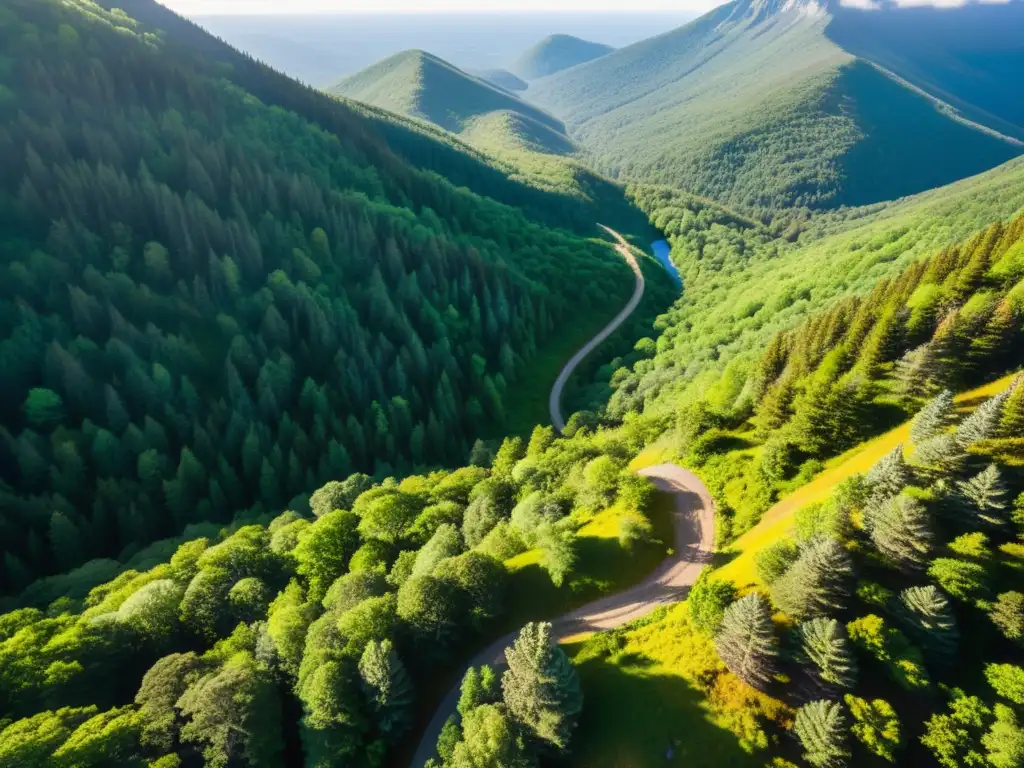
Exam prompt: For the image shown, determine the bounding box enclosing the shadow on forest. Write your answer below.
[571,652,762,767]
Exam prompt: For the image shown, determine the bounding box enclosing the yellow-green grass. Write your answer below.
[716,372,1019,588]
[568,604,790,767]
[501,492,676,632]
[628,436,674,472]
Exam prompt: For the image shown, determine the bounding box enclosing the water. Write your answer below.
[651,240,681,286]
[192,13,696,86]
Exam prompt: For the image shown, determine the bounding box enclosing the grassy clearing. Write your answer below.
[568,605,791,767]
[716,372,1019,589]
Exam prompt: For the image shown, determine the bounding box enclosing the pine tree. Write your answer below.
[911,434,967,478]
[798,618,858,694]
[897,585,959,664]
[956,464,1009,527]
[501,622,582,751]
[772,539,853,620]
[956,390,1011,447]
[864,446,910,532]
[358,639,414,742]
[871,494,933,573]
[794,700,851,768]
[910,390,956,445]
[457,665,500,716]
[714,593,778,690]
[894,343,945,404]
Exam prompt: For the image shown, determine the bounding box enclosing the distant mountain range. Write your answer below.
[526,0,1024,212]
[510,34,614,80]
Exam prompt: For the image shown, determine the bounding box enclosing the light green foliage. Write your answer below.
[956,390,1012,447]
[687,571,737,637]
[983,705,1024,768]
[921,689,991,768]
[177,652,284,768]
[448,704,534,768]
[755,539,801,586]
[22,388,64,429]
[115,579,184,640]
[501,622,583,751]
[986,664,1024,705]
[135,652,203,752]
[535,523,576,588]
[713,592,778,690]
[948,532,991,560]
[457,665,500,717]
[911,390,956,445]
[336,594,397,659]
[434,552,506,627]
[927,558,989,602]
[266,581,316,677]
[990,591,1024,645]
[793,700,850,768]
[956,464,1010,527]
[412,524,464,578]
[844,695,902,762]
[798,618,858,693]
[322,570,387,614]
[846,615,930,691]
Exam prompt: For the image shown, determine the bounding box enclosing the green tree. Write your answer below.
[986,664,1024,705]
[135,652,203,752]
[956,464,1010,527]
[844,695,901,763]
[927,558,988,602]
[870,494,933,572]
[910,390,956,445]
[688,571,736,636]
[755,539,800,586]
[449,704,533,768]
[22,388,64,429]
[713,593,777,690]
[413,523,464,578]
[921,689,990,768]
[955,389,1011,447]
[798,618,857,693]
[990,591,1024,646]
[983,705,1024,768]
[771,538,853,620]
[501,622,583,751]
[793,700,850,768]
[896,585,959,664]
[358,639,414,741]
[294,510,360,603]
[458,665,500,716]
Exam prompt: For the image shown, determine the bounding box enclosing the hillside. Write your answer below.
[474,68,528,93]
[0,0,645,592]
[511,33,614,80]
[329,49,571,154]
[528,0,1024,213]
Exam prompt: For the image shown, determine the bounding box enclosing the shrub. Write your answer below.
[844,695,902,762]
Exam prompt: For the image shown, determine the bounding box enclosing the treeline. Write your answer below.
[0,0,631,591]
[692,385,1024,765]
[0,421,654,766]
[639,209,1024,542]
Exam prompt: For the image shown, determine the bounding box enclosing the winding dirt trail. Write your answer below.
[549,225,645,432]
[410,228,712,766]
[409,466,715,766]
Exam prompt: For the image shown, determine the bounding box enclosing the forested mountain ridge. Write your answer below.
[527,0,1024,214]
[0,0,639,592]
[511,34,614,80]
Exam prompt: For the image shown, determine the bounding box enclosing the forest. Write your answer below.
[0,0,637,592]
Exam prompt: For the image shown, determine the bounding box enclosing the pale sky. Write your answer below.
[163,0,718,14]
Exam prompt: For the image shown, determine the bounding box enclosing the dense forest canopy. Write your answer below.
[0,0,637,592]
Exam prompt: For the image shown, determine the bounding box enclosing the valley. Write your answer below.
[1,0,1024,767]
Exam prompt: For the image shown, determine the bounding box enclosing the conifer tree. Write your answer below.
[911,434,967,478]
[798,618,858,694]
[458,665,500,717]
[714,593,778,690]
[999,377,1024,437]
[955,390,1011,447]
[870,494,933,573]
[910,390,956,445]
[794,699,850,768]
[863,446,910,532]
[990,592,1024,647]
[956,464,1009,527]
[501,622,582,751]
[894,343,945,404]
[771,539,853,620]
[897,585,959,664]
[358,639,414,741]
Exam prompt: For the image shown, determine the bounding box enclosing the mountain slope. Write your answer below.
[474,68,529,93]
[329,49,571,154]
[0,0,637,591]
[528,0,1024,212]
[512,34,614,80]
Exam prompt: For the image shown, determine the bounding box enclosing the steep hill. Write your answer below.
[528,0,1024,213]
[511,34,614,80]
[329,49,570,153]
[474,68,529,93]
[0,0,637,591]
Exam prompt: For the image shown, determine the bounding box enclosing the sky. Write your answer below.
[163,0,720,14]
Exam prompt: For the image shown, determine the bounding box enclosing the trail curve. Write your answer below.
[549,225,645,432]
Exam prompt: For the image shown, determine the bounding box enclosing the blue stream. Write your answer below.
[651,239,681,285]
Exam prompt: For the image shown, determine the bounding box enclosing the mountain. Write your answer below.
[329,49,572,153]
[474,68,529,93]
[528,0,1024,213]
[0,0,638,592]
[511,34,614,80]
